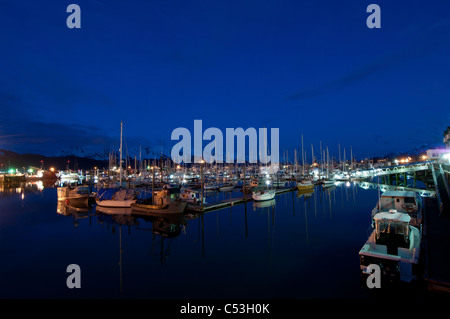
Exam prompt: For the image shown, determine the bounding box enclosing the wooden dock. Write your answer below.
[186,187,296,213]
[423,196,450,293]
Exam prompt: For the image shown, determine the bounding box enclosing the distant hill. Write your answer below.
[0,149,174,171]
[0,149,108,171]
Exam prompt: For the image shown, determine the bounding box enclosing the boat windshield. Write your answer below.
[376,220,408,235]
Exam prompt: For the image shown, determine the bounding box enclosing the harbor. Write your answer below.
[1,144,449,299]
[2,1,450,308]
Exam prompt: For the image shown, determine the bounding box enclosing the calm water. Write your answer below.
[0,182,379,299]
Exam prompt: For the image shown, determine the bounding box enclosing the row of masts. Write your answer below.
[100,124,370,186]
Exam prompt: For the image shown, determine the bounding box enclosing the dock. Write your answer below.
[423,164,450,293]
[186,187,296,213]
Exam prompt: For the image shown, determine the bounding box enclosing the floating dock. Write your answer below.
[423,164,450,294]
[186,187,296,213]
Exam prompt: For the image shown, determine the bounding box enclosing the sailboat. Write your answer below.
[95,122,137,209]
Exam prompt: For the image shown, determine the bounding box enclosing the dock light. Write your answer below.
[50,167,55,172]
[266,180,271,185]
[421,155,427,160]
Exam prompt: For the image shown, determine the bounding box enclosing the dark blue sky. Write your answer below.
[1,0,449,160]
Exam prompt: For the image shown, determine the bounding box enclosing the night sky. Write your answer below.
[1,0,449,161]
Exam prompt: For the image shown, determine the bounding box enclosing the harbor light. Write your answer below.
[443,153,450,162]
[50,167,55,172]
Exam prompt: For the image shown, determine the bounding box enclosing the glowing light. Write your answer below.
[266,180,271,185]
[50,167,55,172]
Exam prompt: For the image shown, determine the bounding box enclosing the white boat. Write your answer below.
[372,190,422,226]
[359,210,421,283]
[95,188,137,208]
[321,178,335,186]
[252,189,276,201]
[57,186,91,207]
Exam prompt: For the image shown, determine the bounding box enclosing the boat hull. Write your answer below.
[252,190,276,201]
[95,199,136,208]
[131,201,187,214]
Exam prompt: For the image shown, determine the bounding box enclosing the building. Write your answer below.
[444,126,450,149]
[427,148,450,163]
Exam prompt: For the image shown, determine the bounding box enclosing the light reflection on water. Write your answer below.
[0,181,381,299]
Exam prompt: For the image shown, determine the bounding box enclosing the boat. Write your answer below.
[297,180,314,190]
[57,186,91,207]
[320,178,335,186]
[359,210,422,283]
[252,188,276,201]
[204,182,220,191]
[95,188,137,208]
[131,188,187,214]
[180,188,206,205]
[96,206,132,215]
[371,190,422,226]
[219,183,235,191]
[95,122,137,209]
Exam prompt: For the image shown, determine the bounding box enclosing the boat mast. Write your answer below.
[119,121,123,186]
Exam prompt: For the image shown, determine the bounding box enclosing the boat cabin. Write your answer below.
[372,211,412,255]
[374,190,421,225]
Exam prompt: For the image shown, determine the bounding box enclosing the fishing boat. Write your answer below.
[57,186,91,207]
[95,188,137,208]
[371,190,422,226]
[131,188,187,214]
[359,210,422,283]
[180,188,206,205]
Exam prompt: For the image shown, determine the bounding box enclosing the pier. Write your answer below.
[423,196,450,293]
[186,187,295,213]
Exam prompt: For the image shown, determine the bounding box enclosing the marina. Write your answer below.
[2,1,450,307]
[0,153,449,298]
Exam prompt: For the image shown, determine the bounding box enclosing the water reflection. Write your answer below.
[0,180,406,298]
